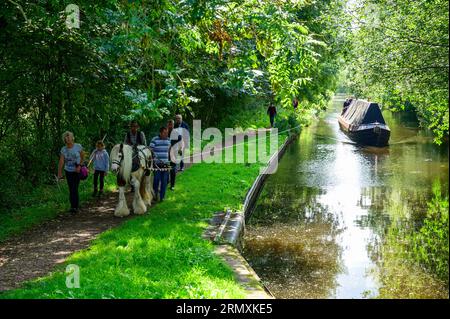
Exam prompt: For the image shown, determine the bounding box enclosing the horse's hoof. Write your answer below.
[114,210,130,218]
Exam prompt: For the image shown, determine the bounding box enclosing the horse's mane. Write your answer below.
[111,144,153,185]
[110,144,133,184]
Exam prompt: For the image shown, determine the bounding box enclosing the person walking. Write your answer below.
[58,131,84,214]
[293,97,299,110]
[174,114,189,171]
[91,140,109,198]
[167,119,182,191]
[267,103,277,128]
[150,126,171,202]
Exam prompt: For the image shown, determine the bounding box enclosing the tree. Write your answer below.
[345,0,449,144]
[0,0,348,208]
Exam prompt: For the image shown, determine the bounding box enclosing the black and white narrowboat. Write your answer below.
[338,99,390,147]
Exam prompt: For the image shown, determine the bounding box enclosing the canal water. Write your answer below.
[242,95,449,299]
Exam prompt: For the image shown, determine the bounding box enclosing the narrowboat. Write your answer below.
[338,99,390,147]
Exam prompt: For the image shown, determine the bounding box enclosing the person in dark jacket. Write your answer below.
[124,120,146,192]
[293,97,299,110]
[267,103,277,128]
[124,120,146,146]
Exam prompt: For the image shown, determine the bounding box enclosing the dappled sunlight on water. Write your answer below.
[244,223,344,299]
[243,95,449,299]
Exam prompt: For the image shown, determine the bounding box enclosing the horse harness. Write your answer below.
[112,143,153,175]
[113,144,171,186]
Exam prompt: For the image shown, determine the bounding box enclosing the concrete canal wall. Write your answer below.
[203,133,297,299]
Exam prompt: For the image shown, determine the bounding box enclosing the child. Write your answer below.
[91,140,109,197]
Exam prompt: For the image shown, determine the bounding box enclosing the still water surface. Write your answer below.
[243,95,449,299]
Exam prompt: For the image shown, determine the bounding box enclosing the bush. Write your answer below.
[408,183,449,282]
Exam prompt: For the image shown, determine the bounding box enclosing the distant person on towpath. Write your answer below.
[267,103,277,128]
[293,97,299,110]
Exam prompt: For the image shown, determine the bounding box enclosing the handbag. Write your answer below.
[79,165,89,180]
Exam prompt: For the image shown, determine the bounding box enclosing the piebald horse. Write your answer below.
[110,144,153,217]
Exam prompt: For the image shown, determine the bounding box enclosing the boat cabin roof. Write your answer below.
[342,100,386,125]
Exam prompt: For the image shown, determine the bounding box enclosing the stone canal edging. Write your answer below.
[203,133,297,299]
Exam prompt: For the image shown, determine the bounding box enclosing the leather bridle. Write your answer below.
[112,143,124,169]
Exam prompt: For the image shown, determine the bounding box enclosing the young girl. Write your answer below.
[91,140,109,197]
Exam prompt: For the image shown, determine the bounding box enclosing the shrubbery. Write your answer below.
[407,184,449,282]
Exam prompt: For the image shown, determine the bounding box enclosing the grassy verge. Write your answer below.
[0,133,287,298]
[0,173,117,243]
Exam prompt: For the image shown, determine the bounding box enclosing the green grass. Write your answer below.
[0,173,117,243]
[0,134,287,299]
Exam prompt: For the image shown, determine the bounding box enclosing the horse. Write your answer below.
[110,143,154,217]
